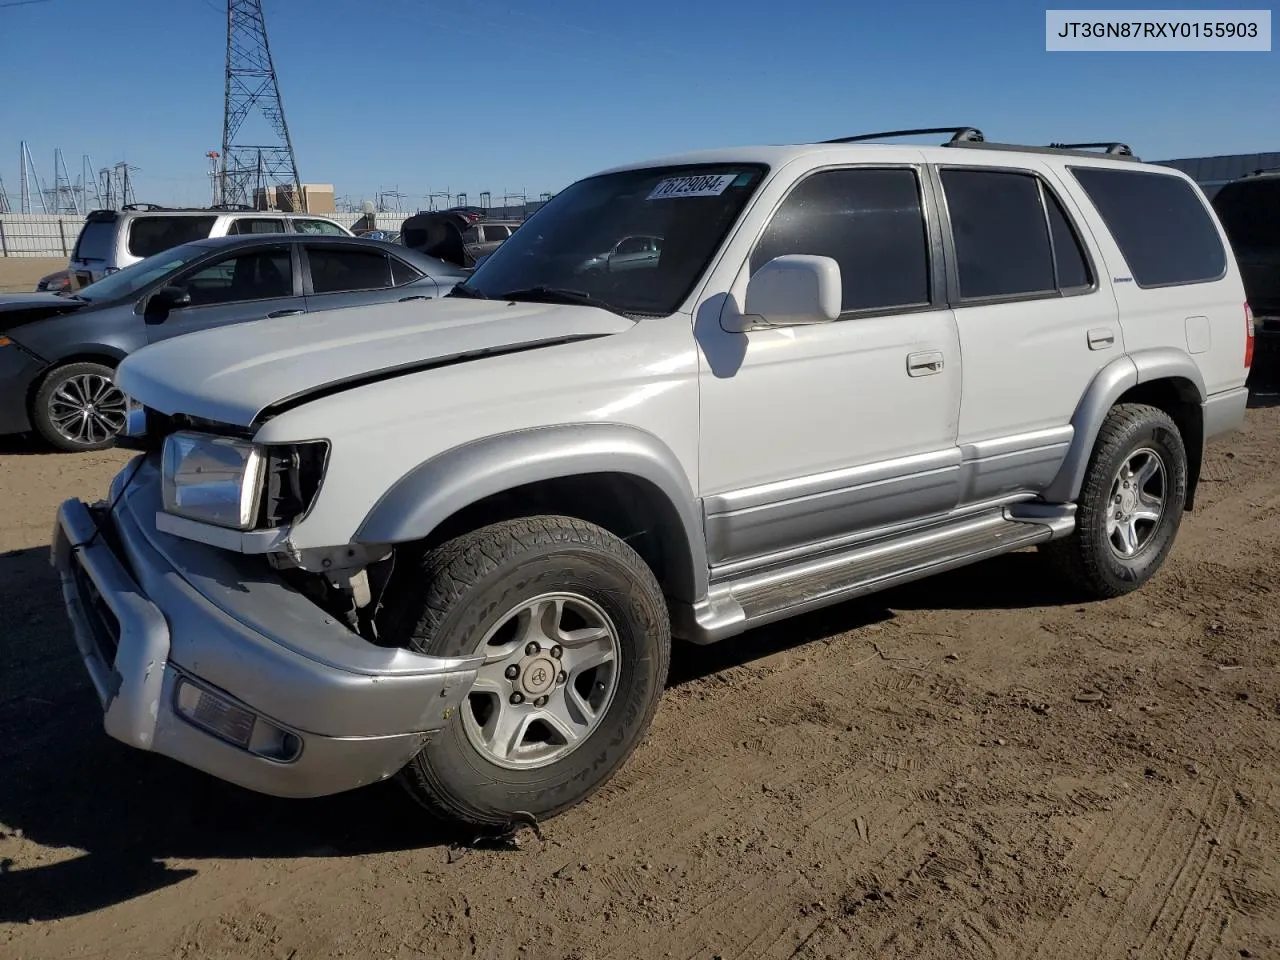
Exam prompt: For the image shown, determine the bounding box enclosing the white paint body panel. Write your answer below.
[112,140,1251,561]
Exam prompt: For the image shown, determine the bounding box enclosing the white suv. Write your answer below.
[53,128,1252,831]
[36,204,353,292]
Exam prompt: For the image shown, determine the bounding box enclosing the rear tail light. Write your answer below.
[1245,302,1255,369]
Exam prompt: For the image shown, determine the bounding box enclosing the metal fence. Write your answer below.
[0,214,89,257]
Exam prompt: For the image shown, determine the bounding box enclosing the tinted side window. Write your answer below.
[390,256,422,286]
[1070,167,1228,287]
[482,225,510,242]
[180,247,293,307]
[1045,188,1092,289]
[941,169,1054,299]
[293,218,349,236]
[308,247,393,293]
[127,216,217,258]
[229,218,286,235]
[462,226,480,244]
[750,168,931,312]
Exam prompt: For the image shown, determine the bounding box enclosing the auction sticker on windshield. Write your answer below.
[647,174,737,200]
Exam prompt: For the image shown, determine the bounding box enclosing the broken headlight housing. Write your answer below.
[161,430,329,531]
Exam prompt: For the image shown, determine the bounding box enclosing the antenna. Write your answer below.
[220,0,302,210]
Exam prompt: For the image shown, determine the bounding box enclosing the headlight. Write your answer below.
[161,431,265,530]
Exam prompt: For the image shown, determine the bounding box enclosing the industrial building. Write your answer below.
[1155,152,1280,198]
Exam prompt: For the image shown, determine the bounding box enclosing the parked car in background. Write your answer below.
[4,234,465,451]
[462,218,522,262]
[35,203,354,293]
[1212,167,1280,380]
[54,129,1250,830]
[576,234,663,275]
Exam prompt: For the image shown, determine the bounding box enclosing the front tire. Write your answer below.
[380,516,671,829]
[31,361,127,452]
[1044,402,1187,599]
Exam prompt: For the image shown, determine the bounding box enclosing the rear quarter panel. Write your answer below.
[1061,163,1248,397]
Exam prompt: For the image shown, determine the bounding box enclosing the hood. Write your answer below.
[116,297,635,427]
[0,292,88,329]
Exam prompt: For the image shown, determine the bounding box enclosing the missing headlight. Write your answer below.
[257,440,330,528]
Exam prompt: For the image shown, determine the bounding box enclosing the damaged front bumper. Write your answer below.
[51,456,482,798]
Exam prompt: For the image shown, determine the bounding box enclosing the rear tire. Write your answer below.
[379,515,671,829]
[31,361,127,453]
[1043,403,1187,599]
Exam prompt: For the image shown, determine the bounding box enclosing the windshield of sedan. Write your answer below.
[73,243,208,302]
[454,164,768,316]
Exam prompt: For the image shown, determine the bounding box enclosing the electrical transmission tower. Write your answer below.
[219,0,301,210]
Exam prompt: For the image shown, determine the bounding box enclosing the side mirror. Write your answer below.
[144,285,191,322]
[726,255,842,332]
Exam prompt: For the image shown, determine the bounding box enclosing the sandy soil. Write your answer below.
[2,388,1279,960]
[0,258,65,293]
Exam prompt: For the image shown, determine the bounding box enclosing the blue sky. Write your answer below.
[1,0,1276,210]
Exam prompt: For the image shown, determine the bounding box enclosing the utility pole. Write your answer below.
[220,0,301,210]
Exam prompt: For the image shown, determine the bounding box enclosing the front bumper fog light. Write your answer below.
[175,678,302,762]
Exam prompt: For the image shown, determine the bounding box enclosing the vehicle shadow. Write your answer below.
[0,540,1074,921]
[0,545,463,924]
[0,433,50,456]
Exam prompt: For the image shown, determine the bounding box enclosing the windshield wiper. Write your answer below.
[496,285,631,318]
[446,284,489,299]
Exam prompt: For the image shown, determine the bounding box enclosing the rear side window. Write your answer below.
[293,218,349,236]
[229,218,286,235]
[482,225,510,242]
[127,216,217,258]
[1070,167,1227,287]
[942,169,1055,299]
[390,256,422,286]
[941,169,1094,300]
[307,246,393,293]
[72,220,116,262]
[750,167,932,313]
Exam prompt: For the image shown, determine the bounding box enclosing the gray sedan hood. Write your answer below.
[115,297,634,427]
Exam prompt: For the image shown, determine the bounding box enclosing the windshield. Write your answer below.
[456,164,768,316]
[1212,178,1280,253]
[74,242,208,302]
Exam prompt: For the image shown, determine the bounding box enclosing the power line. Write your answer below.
[0,0,54,8]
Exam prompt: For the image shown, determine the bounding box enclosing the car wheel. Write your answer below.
[380,515,671,829]
[31,361,128,453]
[1043,402,1187,599]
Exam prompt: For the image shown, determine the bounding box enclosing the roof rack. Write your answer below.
[1047,141,1135,156]
[1243,166,1280,178]
[820,126,985,145]
[120,202,174,212]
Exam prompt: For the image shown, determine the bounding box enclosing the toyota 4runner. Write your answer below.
[52,127,1253,829]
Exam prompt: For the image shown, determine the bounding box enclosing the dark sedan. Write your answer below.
[0,234,467,452]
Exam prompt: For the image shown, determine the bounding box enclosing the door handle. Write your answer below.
[907,350,945,377]
[267,308,304,318]
[1087,327,1115,350]
[398,295,433,302]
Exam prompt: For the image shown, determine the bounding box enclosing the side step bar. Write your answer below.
[674,505,1074,645]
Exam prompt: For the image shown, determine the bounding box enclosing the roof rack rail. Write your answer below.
[820,126,985,145]
[120,202,174,212]
[209,202,257,211]
[1047,141,1135,156]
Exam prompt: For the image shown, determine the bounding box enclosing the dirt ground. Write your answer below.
[2,387,1280,960]
[0,258,64,293]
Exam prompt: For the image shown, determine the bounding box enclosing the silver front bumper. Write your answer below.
[51,457,482,798]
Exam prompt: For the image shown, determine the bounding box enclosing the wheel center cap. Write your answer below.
[1120,488,1137,513]
[519,655,558,696]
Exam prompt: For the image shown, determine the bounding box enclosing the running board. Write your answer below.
[673,505,1074,645]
